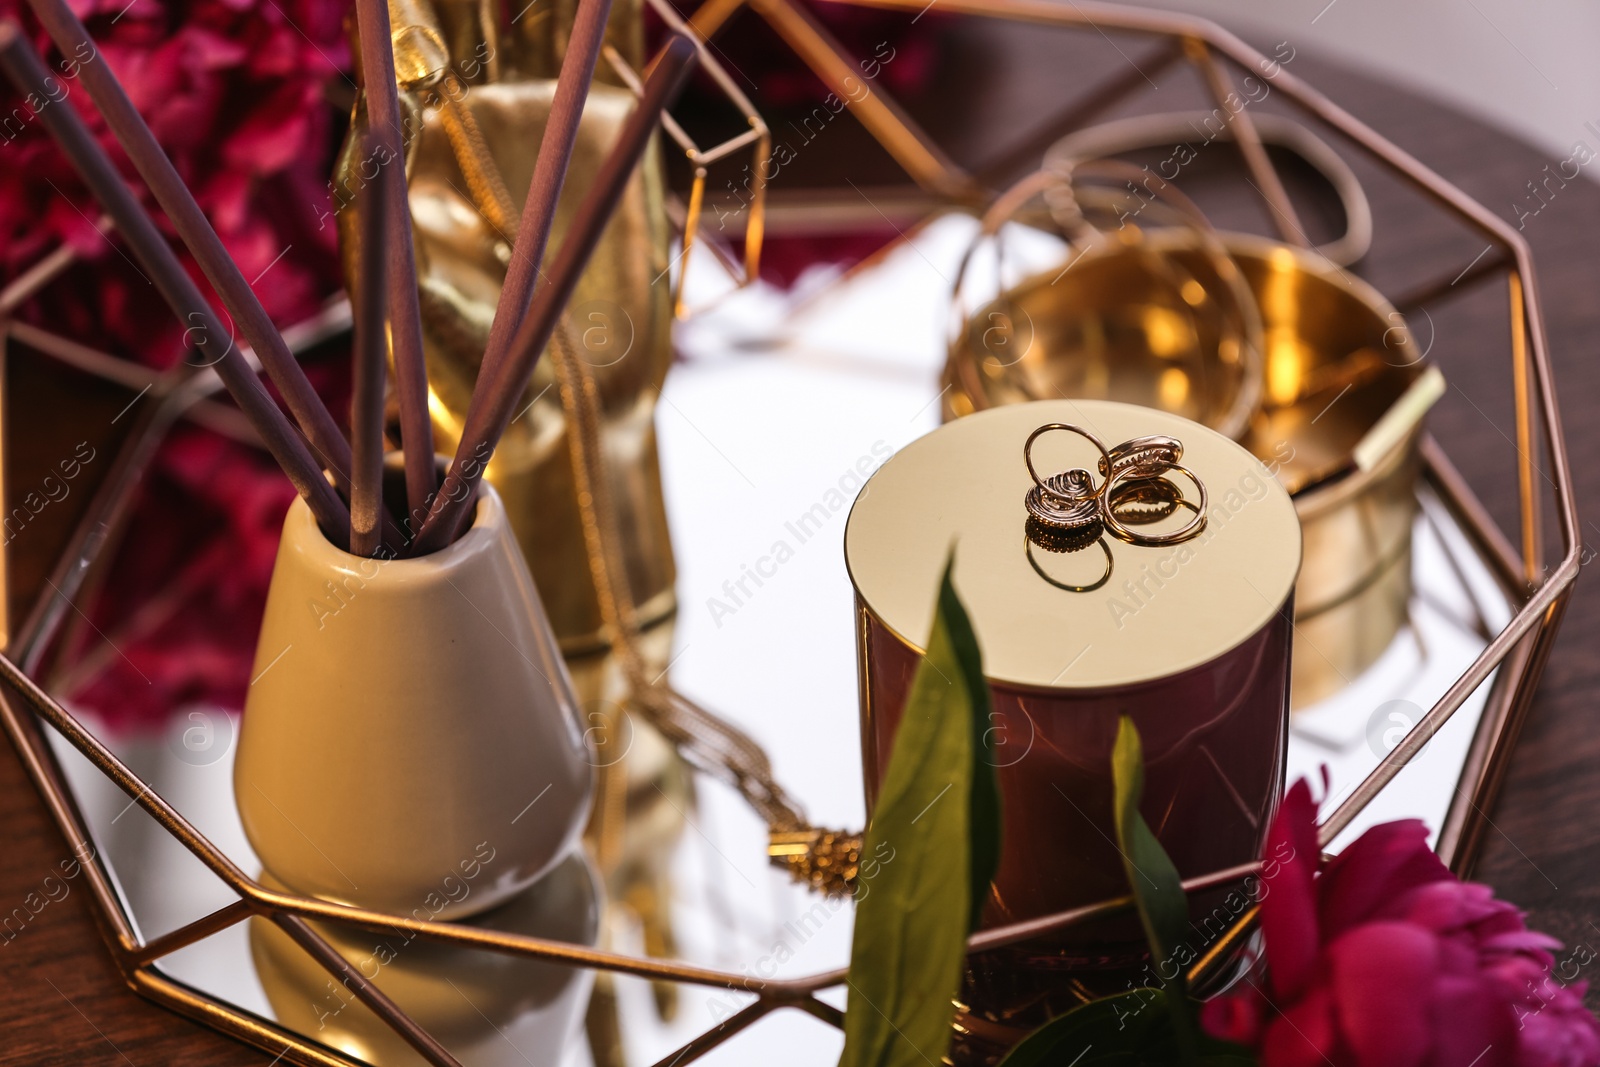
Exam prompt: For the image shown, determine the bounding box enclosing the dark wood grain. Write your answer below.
[2,27,1599,1064]
[0,731,265,1065]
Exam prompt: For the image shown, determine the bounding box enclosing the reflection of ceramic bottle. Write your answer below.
[337,0,675,655]
[565,620,691,1052]
[251,851,601,1066]
[234,477,593,920]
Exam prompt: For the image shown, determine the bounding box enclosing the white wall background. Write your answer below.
[1115,0,1600,169]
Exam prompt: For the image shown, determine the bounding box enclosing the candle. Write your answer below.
[845,399,1301,1052]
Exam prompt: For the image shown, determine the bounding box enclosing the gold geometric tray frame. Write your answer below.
[0,2,1579,1065]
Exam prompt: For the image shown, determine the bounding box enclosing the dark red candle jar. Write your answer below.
[844,399,1301,1055]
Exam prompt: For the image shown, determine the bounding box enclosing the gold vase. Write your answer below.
[336,0,677,654]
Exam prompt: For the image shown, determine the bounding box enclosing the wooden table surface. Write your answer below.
[2,23,1599,1066]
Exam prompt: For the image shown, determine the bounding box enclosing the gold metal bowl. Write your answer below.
[946,229,1430,705]
[1216,234,1426,706]
[946,225,1264,439]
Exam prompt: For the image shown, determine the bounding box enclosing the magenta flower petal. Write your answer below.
[1327,922,1438,1067]
[1201,988,1263,1045]
[223,84,313,172]
[1260,778,1324,1000]
[1202,779,1600,1067]
[1319,818,1450,938]
[1425,973,1515,1067]
[1518,988,1600,1067]
[1260,983,1341,1067]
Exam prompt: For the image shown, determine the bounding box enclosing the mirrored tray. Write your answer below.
[0,3,1580,1061]
[0,208,1545,1067]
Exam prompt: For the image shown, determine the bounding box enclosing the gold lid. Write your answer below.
[845,399,1302,690]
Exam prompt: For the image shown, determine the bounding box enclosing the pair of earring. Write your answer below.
[1023,422,1208,547]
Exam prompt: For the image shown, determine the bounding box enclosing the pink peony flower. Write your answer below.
[0,0,348,366]
[1203,780,1600,1067]
[0,0,351,730]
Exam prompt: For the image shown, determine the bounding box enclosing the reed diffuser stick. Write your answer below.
[411,35,698,554]
[22,0,357,496]
[478,0,614,383]
[353,0,437,527]
[350,134,391,558]
[0,21,351,542]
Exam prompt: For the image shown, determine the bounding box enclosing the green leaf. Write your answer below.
[839,552,1001,1067]
[997,989,1169,1066]
[998,989,1258,1067]
[935,557,1002,931]
[1112,716,1197,1059]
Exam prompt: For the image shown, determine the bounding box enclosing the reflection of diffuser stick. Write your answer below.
[478,0,615,387]
[413,35,700,554]
[350,135,391,558]
[352,0,437,523]
[19,0,356,505]
[0,20,351,542]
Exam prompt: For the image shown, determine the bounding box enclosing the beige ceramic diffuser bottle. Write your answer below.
[234,474,594,920]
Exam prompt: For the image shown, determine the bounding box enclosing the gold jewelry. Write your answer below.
[1024,422,1111,500]
[1024,467,1101,536]
[1102,462,1208,546]
[1024,532,1114,592]
[1024,423,1209,558]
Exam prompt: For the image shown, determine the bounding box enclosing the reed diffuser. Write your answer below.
[3,0,698,918]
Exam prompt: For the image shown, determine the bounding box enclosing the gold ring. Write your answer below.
[1101,462,1208,546]
[1023,423,1111,502]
